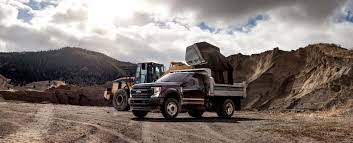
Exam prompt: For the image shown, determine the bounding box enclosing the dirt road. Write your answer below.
[0,99,352,143]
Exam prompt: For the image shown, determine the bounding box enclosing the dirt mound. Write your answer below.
[228,43,353,111]
[0,74,10,90]
[24,80,66,91]
[0,85,111,106]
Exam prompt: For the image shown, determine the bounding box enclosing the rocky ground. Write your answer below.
[0,99,352,143]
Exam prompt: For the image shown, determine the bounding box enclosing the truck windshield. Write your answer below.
[156,73,191,83]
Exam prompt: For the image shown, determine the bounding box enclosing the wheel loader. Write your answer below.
[104,62,191,111]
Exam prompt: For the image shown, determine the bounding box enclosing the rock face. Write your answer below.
[228,43,353,111]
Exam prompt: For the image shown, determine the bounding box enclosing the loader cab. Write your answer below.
[135,62,165,84]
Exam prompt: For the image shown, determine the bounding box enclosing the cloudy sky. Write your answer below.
[0,0,353,65]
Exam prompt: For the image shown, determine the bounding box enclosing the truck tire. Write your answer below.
[216,99,235,118]
[112,89,130,111]
[161,98,179,119]
[188,109,204,118]
[132,111,148,118]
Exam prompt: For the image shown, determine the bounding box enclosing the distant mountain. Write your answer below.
[0,47,136,85]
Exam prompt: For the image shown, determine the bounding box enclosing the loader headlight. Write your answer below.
[151,87,161,97]
[129,89,132,98]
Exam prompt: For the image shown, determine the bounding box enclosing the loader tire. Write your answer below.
[112,89,130,111]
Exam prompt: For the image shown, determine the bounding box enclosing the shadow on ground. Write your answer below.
[132,117,265,123]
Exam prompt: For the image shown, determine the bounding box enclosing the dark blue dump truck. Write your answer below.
[129,42,247,119]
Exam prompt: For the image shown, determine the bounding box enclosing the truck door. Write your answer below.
[182,73,207,105]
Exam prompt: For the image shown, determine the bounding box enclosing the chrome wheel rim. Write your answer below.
[225,102,234,115]
[167,102,177,116]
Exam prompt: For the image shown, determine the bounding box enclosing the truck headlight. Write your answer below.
[152,87,161,97]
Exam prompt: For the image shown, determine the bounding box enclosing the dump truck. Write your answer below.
[128,42,247,119]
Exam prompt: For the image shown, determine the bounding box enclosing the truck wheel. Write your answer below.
[188,109,204,118]
[216,99,235,118]
[161,98,179,119]
[112,89,130,111]
[132,111,148,118]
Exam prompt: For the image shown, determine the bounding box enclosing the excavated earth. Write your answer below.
[0,85,111,106]
[0,100,352,143]
[228,43,353,112]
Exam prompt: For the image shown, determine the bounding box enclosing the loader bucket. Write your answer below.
[185,42,232,71]
[185,42,234,84]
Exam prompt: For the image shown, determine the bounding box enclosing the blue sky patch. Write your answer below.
[336,10,353,23]
[336,0,353,23]
[17,9,33,23]
[197,14,269,35]
[229,14,269,34]
[198,22,216,33]
[17,0,58,23]
[246,15,267,28]
[26,0,57,10]
[346,11,353,22]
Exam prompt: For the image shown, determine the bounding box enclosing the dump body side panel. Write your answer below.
[212,83,247,98]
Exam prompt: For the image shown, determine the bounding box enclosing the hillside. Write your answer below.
[228,43,353,112]
[0,47,136,85]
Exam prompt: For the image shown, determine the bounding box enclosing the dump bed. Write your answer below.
[172,68,247,98]
[213,83,246,98]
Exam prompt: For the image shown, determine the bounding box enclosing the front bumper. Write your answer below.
[128,97,164,111]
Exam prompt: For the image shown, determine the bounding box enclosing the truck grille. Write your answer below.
[131,88,153,98]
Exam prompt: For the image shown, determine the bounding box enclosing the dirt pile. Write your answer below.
[0,74,10,90]
[24,80,66,91]
[228,43,353,111]
[0,85,110,106]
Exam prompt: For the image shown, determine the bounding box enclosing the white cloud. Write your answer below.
[0,0,352,66]
[0,2,18,25]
